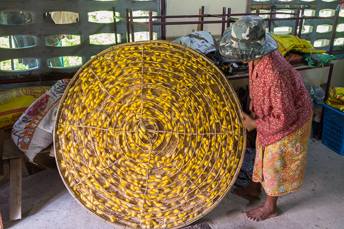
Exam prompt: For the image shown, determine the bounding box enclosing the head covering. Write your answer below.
[219,16,278,62]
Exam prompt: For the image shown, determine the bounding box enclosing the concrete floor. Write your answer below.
[1,140,344,229]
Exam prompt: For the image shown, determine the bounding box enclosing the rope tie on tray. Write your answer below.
[54,41,246,229]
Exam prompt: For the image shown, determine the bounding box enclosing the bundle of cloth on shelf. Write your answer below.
[271,34,324,56]
[173,32,336,75]
[326,87,344,112]
[0,87,49,129]
[173,31,217,55]
[173,31,248,75]
[304,53,336,67]
[272,34,336,66]
[11,79,70,163]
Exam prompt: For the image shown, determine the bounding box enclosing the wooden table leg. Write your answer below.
[9,158,22,221]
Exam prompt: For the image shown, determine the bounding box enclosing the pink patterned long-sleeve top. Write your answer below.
[249,51,313,147]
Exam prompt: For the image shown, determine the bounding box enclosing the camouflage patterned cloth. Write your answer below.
[219,16,277,62]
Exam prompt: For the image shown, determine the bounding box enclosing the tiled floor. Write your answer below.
[1,140,343,229]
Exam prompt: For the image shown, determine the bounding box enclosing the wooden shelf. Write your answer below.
[225,64,333,81]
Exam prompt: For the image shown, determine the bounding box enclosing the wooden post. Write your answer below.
[130,10,135,42]
[198,6,205,31]
[268,6,273,32]
[160,0,166,40]
[126,9,131,42]
[329,6,340,53]
[221,7,226,35]
[149,11,153,40]
[294,8,300,36]
[298,6,305,37]
[9,157,22,221]
[227,8,232,28]
[112,7,118,44]
[319,63,335,139]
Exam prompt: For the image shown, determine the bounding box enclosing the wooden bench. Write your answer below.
[0,129,22,221]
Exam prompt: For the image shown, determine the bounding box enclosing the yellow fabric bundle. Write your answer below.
[272,34,325,56]
[326,87,344,111]
[0,87,49,128]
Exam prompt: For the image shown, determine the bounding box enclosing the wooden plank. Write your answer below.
[0,130,4,176]
[9,157,22,221]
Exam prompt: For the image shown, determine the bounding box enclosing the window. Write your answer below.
[88,11,120,23]
[45,35,81,47]
[251,10,271,19]
[334,37,344,46]
[314,39,330,47]
[319,9,335,17]
[0,58,39,72]
[45,11,79,24]
[340,9,344,17]
[132,10,158,22]
[47,56,83,69]
[0,35,37,49]
[304,9,316,17]
[301,25,314,34]
[276,9,295,18]
[133,31,158,41]
[274,26,293,34]
[89,33,121,45]
[316,24,333,33]
[337,24,344,32]
[0,10,33,25]
[0,0,162,77]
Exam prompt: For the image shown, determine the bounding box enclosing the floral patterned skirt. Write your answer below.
[252,118,312,196]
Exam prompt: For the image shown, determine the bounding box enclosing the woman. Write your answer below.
[220,16,313,221]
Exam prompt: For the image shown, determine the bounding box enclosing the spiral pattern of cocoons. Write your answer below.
[54,41,246,229]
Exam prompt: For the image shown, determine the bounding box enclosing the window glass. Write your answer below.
[313,39,330,47]
[88,11,120,23]
[47,56,83,69]
[0,10,33,25]
[45,35,81,47]
[0,35,37,49]
[0,58,39,71]
[45,11,79,24]
[273,26,293,34]
[89,33,121,45]
[316,24,332,33]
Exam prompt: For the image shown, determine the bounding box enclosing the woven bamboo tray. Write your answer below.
[54,41,246,229]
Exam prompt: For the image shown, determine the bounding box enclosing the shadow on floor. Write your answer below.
[1,169,65,228]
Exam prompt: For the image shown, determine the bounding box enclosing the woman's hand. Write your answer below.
[243,112,257,132]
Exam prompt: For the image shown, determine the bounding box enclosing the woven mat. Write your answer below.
[54,41,245,229]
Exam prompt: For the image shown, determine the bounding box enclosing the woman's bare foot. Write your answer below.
[246,205,278,221]
[234,182,261,202]
[246,195,279,221]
